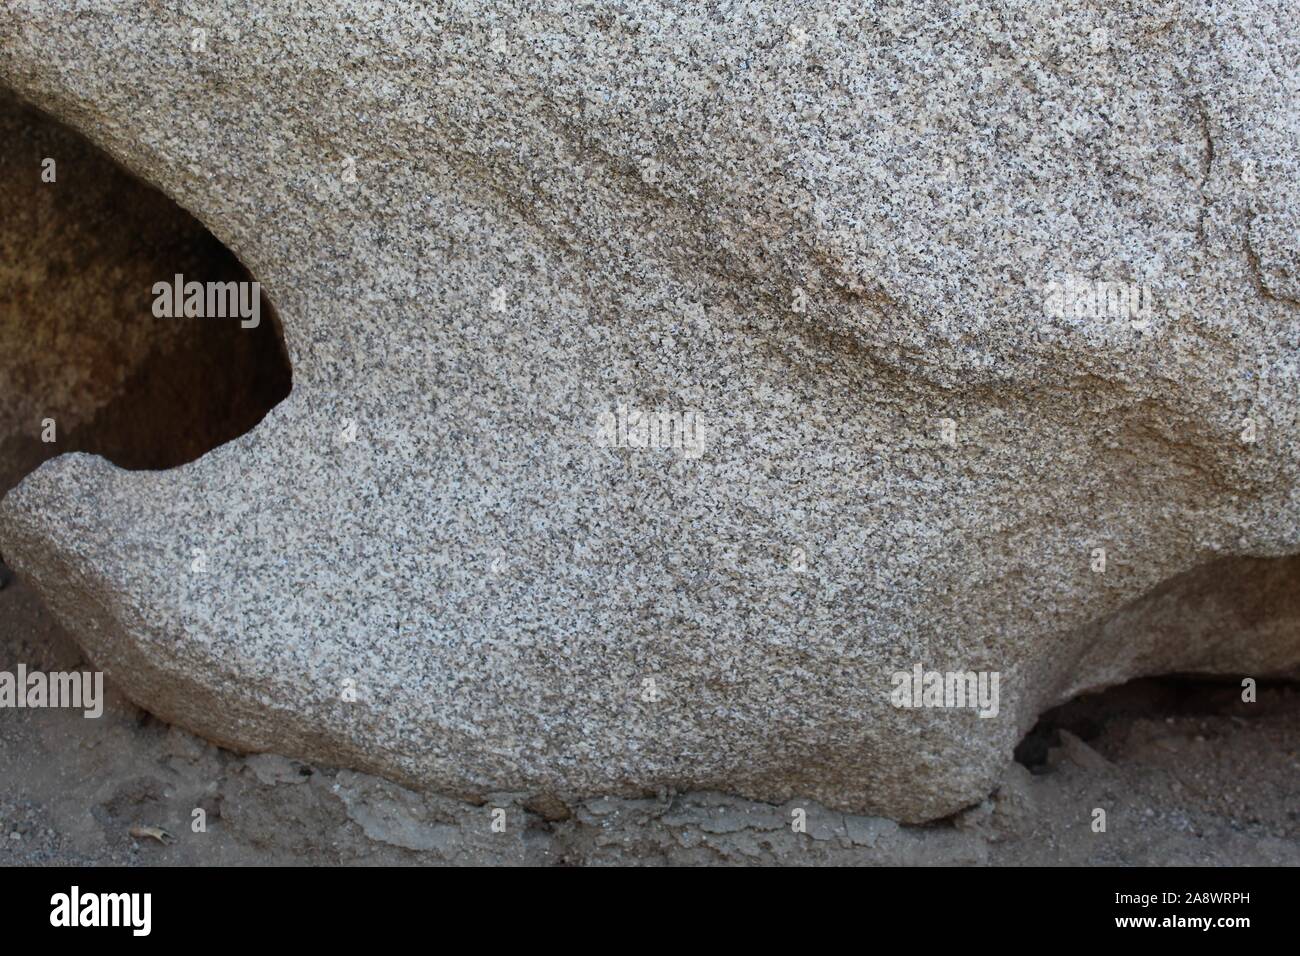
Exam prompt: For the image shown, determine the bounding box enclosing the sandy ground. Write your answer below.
[0,570,1296,866]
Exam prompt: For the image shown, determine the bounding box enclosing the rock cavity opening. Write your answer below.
[0,87,292,500]
[1015,674,1300,772]
[1015,550,1300,773]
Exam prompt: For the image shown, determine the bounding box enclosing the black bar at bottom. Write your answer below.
[0,865,1288,941]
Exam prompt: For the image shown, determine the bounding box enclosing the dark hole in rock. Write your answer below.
[0,87,292,503]
[1014,551,1300,773]
[1014,674,1298,772]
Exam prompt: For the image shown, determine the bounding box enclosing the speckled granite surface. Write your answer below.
[1,1,1298,821]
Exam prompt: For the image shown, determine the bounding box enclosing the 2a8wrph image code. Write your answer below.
[0,0,1298,883]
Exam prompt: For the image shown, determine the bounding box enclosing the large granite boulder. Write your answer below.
[1,0,1297,821]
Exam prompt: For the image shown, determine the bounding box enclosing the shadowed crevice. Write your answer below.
[1015,673,1299,772]
[0,87,291,500]
[1016,551,1300,770]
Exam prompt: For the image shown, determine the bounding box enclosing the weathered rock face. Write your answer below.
[0,89,290,497]
[1,1,1297,821]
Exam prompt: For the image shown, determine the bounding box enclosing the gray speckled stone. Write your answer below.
[1,0,1298,821]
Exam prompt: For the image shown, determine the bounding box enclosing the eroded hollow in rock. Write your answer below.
[1014,675,1299,772]
[0,87,292,499]
[1016,551,1300,771]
